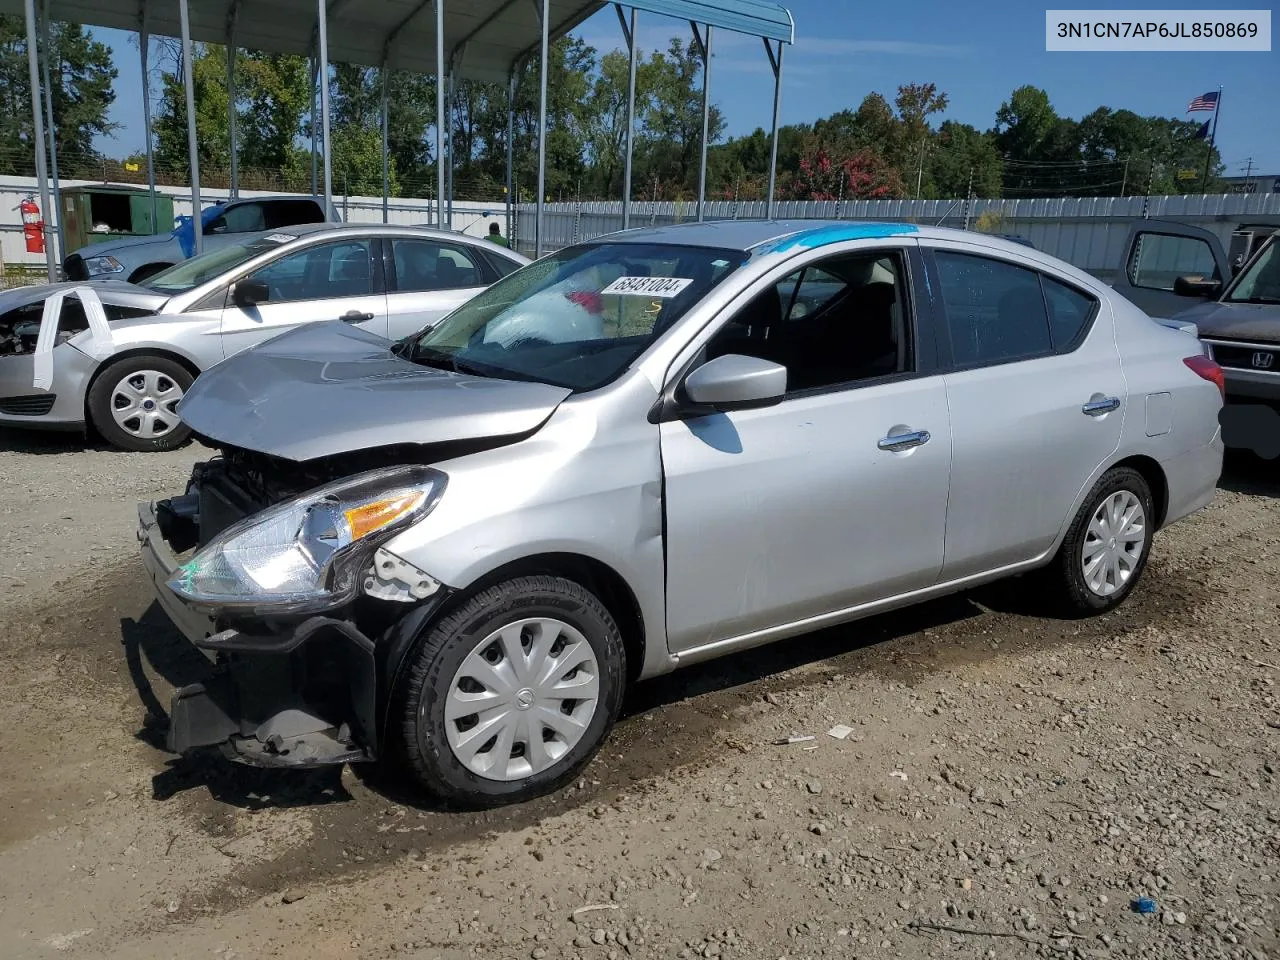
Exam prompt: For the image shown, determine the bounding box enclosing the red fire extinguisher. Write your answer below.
[21,194,45,255]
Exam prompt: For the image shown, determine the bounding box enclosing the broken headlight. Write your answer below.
[167,466,445,613]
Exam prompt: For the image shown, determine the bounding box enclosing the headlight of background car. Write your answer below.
[168,465,445,613]
[83,255,125,276]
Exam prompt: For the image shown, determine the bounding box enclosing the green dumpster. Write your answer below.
[61,185,175,255]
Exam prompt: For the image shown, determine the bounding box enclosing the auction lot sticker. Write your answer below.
[602,276,694,297]
[1046,9,1271,50]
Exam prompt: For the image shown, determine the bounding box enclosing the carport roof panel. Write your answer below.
[0,0,793,82]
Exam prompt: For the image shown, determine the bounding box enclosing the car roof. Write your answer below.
[250,221,527,251]
[593,219,1037,254]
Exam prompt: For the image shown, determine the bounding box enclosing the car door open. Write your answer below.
[658,243,953,654]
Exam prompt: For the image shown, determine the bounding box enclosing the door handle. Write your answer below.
[878,429,931,452]
[1082,396,1121,416]
[341,310,375,323]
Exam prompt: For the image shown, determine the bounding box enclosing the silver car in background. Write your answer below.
[138,220,1224,809]
[0,224,527,450]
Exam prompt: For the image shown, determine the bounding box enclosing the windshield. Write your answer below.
[143,235,296,294]
[409,242,748,391]
[1225,239,1280,304]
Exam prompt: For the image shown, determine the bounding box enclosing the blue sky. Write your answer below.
[92,0,1279,179]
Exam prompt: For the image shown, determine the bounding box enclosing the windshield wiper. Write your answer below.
[411,345,496,378]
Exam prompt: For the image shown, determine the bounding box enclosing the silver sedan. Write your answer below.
[0,224,527,450]
[140,220,1224,808]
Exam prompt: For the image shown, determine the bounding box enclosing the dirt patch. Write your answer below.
[2,435,1278,960]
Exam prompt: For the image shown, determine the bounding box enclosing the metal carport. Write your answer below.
[3,0,794,280]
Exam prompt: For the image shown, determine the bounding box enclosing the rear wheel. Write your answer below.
[87,355,194,452]
[1045,466,1154,616]
[393,575,626,808]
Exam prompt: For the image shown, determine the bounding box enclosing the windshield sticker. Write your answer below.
[601,276,694,298]
[264,233,297,243]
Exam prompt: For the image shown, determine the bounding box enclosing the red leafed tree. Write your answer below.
[784,142,904,201]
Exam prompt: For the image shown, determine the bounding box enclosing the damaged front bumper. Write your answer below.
[138,500,446,768]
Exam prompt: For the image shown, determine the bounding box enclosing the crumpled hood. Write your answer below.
[177,321,572,462]
[1172,299,1280,344]
[0,279,170,313]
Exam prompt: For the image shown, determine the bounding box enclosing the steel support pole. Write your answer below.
[23,0,54,280]
[694,24,712,223]
[227,10,238,198]
[39,0,63,264]
[381,64,390,222]
[317,0,333,215]
[765,39,784,219]
[310,57,318,195]
[139,6,158,230]
[505,68,516,242]
[619,5,636,229]
[435,0,445,229]
[178,0,201,255]
[446,70,455,229]
[535,0,548,256]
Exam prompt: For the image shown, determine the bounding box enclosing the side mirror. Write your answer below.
[232,278,270,307]
[1173,275,1222,298]
[683,354,787,411]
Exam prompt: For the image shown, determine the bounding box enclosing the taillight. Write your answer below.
[1184,355,1225,398]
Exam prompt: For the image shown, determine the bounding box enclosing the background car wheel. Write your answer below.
[394,575,626,808]
[1046,466,1155,616]
[87,355,194,452]
[127,263,173,284]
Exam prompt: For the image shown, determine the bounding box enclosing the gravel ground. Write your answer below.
[0,427,1277,960]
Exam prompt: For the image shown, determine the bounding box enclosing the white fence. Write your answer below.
[513,193,1280,280]
[5,172,1279,283]
[0,175,515,269]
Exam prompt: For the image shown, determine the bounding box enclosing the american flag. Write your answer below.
[1187,91,1219,112]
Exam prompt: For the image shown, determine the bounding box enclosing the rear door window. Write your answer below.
[935,252,1053,366]
[263,199,328,229]
[391,239,487,291]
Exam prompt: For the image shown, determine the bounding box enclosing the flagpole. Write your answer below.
[1202,86,1222,191]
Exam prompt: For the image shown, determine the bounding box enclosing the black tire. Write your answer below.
[87,355,194,452]
[127,263,173,284]
[1044,466,1155,617]
[393,575,626,808]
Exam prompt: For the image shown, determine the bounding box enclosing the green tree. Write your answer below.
[929,121,1002,198]
[152,43,230,179]
[638,37,724,197]
[237,51,309,172]
[895,82,949,197]
[0,15,117,175]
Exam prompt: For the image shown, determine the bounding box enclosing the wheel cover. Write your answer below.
[110,370,184,440]
[442,618,600,782]
[1081,490,1147,597]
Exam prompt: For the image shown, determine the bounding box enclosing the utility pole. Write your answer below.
[1242,157,1254,192]
[915,141,927,199]
[1120,157,1129,197]
[962,168,974,230]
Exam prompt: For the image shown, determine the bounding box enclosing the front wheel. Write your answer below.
[394,575,626,808]
[1044,466,1155,616]
[87,355,194,452]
